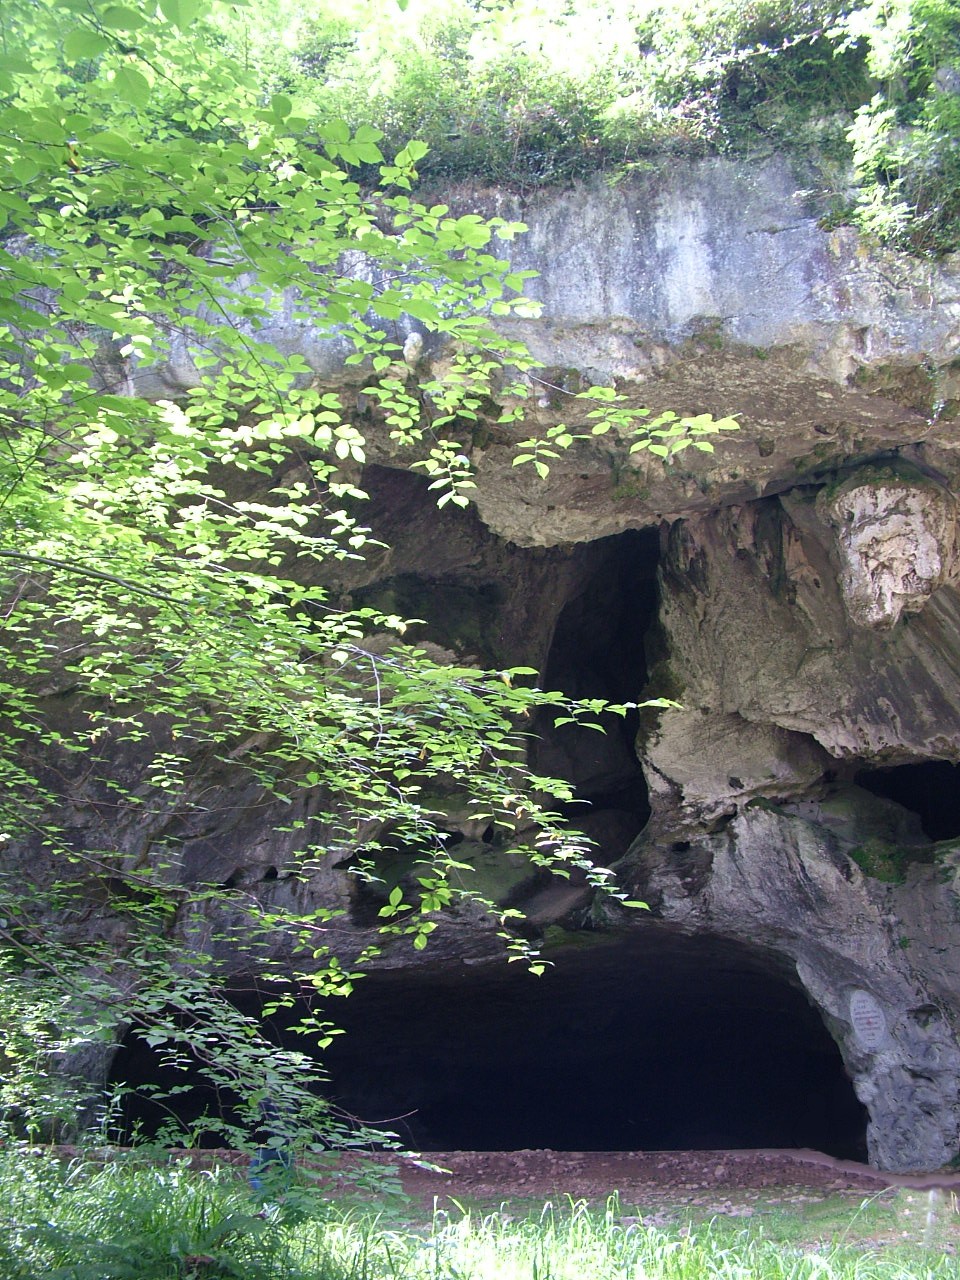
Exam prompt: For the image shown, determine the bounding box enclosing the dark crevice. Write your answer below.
[855,760,960,841]
[533,528,659,845]
[353,575,506,665]
[558,777,650,821]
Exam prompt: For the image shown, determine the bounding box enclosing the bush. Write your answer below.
[0,1147,296,1279]
[841,0,960,252]
[222,0,958,252]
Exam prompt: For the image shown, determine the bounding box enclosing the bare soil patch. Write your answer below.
[389,1148,960,1210]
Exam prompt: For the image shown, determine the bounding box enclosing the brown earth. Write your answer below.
[384,1149,960,1211]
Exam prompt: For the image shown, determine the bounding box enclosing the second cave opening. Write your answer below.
[532,527,660,857]
[855,760,960,841]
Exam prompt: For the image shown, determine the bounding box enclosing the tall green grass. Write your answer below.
[0,1147,293,1279]
[1,1146,958,1280]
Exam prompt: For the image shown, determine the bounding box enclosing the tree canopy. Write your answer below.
[0,0,748,1150]
[154,0,960,251]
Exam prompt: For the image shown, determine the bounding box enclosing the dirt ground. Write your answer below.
[385,1148,960,1212]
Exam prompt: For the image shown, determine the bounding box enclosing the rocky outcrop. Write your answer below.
[33,154,960,1171]
[624,806,960,1172]
[626,476,960,1170]
[819,469,960,628]
[647,492,960,768]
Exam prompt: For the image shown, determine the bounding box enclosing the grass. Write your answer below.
[2,1145,960,1279]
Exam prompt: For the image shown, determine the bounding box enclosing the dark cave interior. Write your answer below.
[318,932,867,1158]
[109,931,868,1160]
[855,760,960,841]
[534,527,659,849]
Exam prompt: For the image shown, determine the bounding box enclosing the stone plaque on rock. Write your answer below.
[850,989,887,1051]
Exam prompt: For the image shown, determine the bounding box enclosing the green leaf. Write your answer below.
[94,130,135,159]
[11,157,40,184]
[28,117,68,144]
[0,53,32,75]
[100,5,148,30]
[63,27,111,60]
[158,0,202,29]
[353,124,382,144]
[451,214,490,247]
[395,139,429,166]
[320,118,350,145]
[112,65,151,105]
[403,298,440,323]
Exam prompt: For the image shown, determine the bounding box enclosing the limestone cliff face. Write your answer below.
[42,156,960,1171]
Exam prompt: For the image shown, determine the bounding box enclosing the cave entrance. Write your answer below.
[318,930,867,1158]
[855,760,960,841]
[107,931,867,1159]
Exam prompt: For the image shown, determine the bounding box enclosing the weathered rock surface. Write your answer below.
[625,473,960,1170]
[646,496,960,765]
[622,807,960,1172]
[495,158,960,386]
[29,154,960,1172]
[818,469,960,628]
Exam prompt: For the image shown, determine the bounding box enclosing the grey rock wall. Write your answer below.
[35,154,960,1171]
[627,479,960,1171]
[625,806,960,1172]
[495,158,960,386]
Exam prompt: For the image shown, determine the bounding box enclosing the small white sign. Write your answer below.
[850,989,887,1051]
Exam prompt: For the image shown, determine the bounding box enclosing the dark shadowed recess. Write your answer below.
[319,930,867,1158]
[855,761,960,841]
[109,930,867,1160]
[534,528,659,848]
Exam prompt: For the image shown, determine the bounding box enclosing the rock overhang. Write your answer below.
[31,152,960,1173]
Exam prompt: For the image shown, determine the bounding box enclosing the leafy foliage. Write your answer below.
[0,0,741,1152]
[192,0,960,250]
[835,0,960,252]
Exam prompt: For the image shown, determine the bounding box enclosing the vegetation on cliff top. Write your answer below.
[212,0,960,253]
